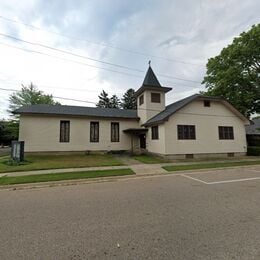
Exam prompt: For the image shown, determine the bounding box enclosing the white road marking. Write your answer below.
[180,174,208,184]
[207,176,260,185]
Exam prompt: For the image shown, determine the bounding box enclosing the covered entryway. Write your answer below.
[139,134,146,149]
[123,128,148,154]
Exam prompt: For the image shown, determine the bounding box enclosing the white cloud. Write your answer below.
[0,0,259,119]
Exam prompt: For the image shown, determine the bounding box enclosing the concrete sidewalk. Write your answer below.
[0,163,169,177]
[1,157,259,178]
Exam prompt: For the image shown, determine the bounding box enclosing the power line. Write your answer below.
[0,87,97,105]
[0,87,238,118]
[0,43,203,90]
[0,74,202,92]
[0,32,143,73]
[0,32,202,83]
[0,15,204,67]
[1,85,192,111]
[0,41,143,79]
[0,77,106,94]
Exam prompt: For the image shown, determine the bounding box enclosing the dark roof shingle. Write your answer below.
[134,66,172,97]
[14,104,138,119]
[143,94,200,126]
[142,66,162,87]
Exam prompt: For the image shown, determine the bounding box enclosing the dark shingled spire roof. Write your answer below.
[142,66,161,87]
[134,65,172,97]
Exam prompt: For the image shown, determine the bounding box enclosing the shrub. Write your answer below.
[247,146,260,156]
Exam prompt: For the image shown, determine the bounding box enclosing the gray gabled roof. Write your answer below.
[143,94,249,126]
[246,118,260,135]
[14,104,139,119]
[143,94,200,126]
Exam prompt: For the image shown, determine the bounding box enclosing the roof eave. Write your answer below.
[134,85,172,97]
[16,112,140,120]
[142,118,168,127]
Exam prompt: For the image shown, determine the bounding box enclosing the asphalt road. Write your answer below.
[1,166,260,259]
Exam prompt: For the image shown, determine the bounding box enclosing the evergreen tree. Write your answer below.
[121,88,137,109]
[96,90,111,108]
[110,95,120,108]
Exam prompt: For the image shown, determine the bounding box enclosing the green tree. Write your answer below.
[121,88,137,109]
[0,120,19,146]
[9,83,59,113]
[202,24,260,118]
[110,94,120,108]
[96,90,111,108]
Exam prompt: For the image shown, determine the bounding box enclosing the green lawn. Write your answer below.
[0,153,123,173]
[0,168,134,185]
[133,154,169,164]
[163,160,260,172]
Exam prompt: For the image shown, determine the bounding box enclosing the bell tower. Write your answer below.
[135,65,172,125]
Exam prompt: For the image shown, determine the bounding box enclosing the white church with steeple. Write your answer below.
[16,65,249,158]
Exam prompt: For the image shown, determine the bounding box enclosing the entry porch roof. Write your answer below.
[123,128,148,135]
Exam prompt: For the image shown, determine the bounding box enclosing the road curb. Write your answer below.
[0,172,166,191]
[1,164,260,191]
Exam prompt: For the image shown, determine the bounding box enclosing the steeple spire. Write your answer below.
[142,65,161,87]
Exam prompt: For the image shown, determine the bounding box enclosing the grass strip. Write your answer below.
[163,160,260,172]
[133,155,168,164]
[0,168,134,185]
[0,154,123,173]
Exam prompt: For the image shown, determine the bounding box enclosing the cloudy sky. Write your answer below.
[0,0,259,118]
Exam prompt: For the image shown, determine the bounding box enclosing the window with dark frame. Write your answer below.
[151,125,159,140]
[177,125,196,140]
[218,126,234,140]
[204,100,211,107]
[60,120,70,142]
[111,122,120,142]
[90,122,99,142]
[139,95,144,105]
[151,93,161,103]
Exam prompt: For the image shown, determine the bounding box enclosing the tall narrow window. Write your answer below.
[151,93,161,103]
[111,122,120,142]
[90,122,99,142]
[204,100,210,107]
[151,126,159,140]
[60,120,70,142]
[177,125,196,140]
[219,126,234,140]
[139,95,144,105]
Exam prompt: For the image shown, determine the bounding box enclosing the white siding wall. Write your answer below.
[19,115,140,152]
[163,100,247,155]
[146,124,166,154]
[137,90,165,125]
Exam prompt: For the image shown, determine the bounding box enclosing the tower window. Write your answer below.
[139,95,144,105]
[151,93,160,103]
